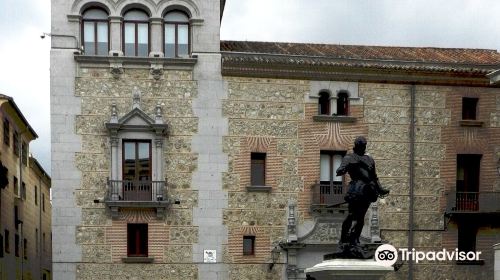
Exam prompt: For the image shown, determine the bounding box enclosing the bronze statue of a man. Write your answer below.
[336,136,389,256]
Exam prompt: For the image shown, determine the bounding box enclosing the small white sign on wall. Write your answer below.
[204,250,217,263]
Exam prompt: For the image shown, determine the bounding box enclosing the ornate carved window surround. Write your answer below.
[105,89,169,219]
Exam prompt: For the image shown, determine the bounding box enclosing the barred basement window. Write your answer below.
[243,236,255,256]
[127,224,148,257]
[458,224,477,252]
[250,153,266,186]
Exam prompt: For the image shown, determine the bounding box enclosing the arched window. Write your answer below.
[318,91,330,115]
[123,9,149,57]
[82,8,109,55]
[164,10,190,57]
[337,91,349,116]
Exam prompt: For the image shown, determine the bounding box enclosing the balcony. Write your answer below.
[446,191,500,217]
[311,182,346,214]
[105,180,170,219]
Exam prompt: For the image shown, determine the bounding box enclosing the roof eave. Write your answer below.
[487,69,500,85]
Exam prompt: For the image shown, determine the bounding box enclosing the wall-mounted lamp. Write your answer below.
[40,32,83,53]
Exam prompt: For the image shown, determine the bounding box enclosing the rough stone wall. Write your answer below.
[222,77,307,278]
[74,67,199,279]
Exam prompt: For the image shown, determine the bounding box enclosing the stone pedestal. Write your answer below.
[305,259,393,280]
[494,243,500,280]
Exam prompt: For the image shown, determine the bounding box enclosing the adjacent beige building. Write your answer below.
[0,94,52,280]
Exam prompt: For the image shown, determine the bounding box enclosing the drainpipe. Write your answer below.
[408,84,416,279]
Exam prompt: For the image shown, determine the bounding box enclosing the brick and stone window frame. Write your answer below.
[242,235,255,256]
[309,81,359,123]
[247,151,272,192]
[460,97,483,127]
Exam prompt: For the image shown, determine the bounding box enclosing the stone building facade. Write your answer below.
[50,0,500,279]
[0,94,52,280]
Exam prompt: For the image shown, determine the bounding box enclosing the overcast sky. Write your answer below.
[0,0,499,173]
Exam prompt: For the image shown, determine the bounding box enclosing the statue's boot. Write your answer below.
[375,184,390,197]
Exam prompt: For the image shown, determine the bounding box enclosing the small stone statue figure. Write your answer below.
[334,136,389,259]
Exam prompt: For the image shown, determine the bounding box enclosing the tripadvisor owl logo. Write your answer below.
[375,244,398,266]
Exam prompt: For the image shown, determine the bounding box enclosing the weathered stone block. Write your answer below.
[169,227,198,244]
[76,226,105,244]
[415,143,445,161]
[227,192,297,209]
[164,245,192,263]
[81,172,108,190]
[229,119,298,137]
[165,209,193,226]
[364,107,410,124]
[168,190,198,209]
[75,153,108,172]
[276,139,303,156]
[378,195,440,212]
[167,117,198,136]
[82,245,112,263]
[75,115,108,135]
[227,81,307,102]
[223,101,304,120]
[229,264,283,280]
[381,231,441,248]
[223,209,286,227]
[362,88,410,107]
[165,137,192,153]
[415,90,446,108]
[82,135,108,153]
[368,124,409,142]
[282,157,298,175]
[277,176,304,192]
[415,108,450,125]
[223,137,241,154]
[76,190,106,208]
[376,160,410,177]
[166,172,192,189]
[165,153,197,172]
[81,208,109,226]
[222,172,241,191]
[368,141,410,160]
[414,161,440,178]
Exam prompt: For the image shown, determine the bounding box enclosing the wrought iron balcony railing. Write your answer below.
[446,191,500,214]
[107,180,167,202]
[311,182,345,207]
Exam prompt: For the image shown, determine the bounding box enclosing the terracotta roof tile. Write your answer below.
[220,40,500,65]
